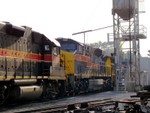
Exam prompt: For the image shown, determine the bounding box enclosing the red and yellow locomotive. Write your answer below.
[57,38,113,93]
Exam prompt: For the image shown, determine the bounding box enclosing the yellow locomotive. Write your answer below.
[57,38,113,93]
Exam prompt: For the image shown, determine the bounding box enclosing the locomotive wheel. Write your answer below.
[58,81,66,97]
[49,91,57,99]
[44,82,59,99]
[0,85,9,105]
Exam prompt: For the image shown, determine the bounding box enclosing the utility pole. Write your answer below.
[72,26,113,54]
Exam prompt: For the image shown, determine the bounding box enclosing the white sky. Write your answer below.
[0,0,149,57]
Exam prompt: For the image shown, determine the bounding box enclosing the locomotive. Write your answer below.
[0,22,114,105]
[56,38,114,93]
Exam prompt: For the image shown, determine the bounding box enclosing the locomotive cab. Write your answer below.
[40,36,65,78]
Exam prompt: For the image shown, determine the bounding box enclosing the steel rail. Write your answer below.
[14,98,114,113]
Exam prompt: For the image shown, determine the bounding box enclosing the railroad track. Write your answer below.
[0,91,136,113]
[12,98,115,113]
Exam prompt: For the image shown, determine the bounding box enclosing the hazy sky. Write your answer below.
[0,0,149,57]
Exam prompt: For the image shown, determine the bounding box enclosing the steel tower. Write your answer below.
[112,0,146,91]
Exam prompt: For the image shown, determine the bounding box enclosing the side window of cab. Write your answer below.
[44,45,50,51]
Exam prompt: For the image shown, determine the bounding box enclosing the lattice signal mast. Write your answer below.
[112,0,146,91]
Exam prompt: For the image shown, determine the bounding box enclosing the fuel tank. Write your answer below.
[10,85,43,100]
[88,79,104,91]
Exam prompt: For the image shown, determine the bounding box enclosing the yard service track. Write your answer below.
[13,98,114,113]
[0,91,136,113]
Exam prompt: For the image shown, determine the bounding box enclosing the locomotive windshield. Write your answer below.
[53,47,59,56]
[61,43,76,53]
